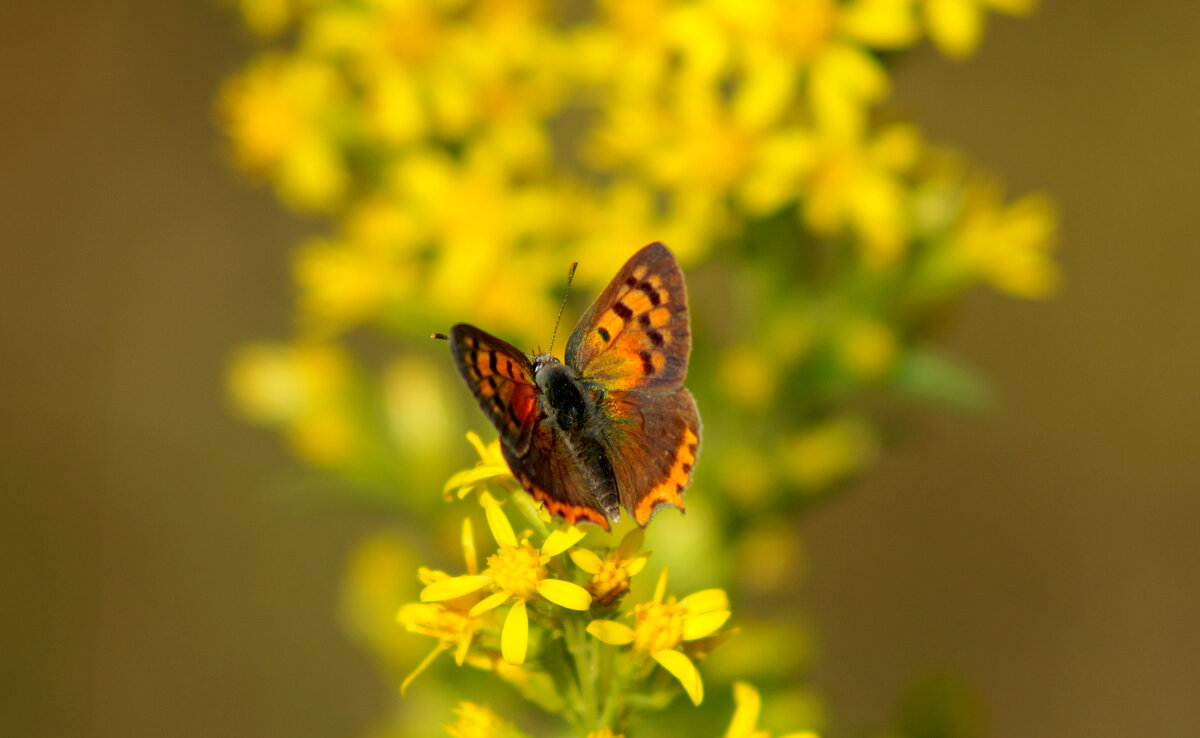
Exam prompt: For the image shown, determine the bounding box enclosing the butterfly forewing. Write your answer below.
[565,242,691,392]
[449,324,539,456]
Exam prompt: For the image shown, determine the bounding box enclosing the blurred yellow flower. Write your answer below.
[444,701,530,738]
[725,682,820,738]
[952,180,1059,298]
[779,415,877,490]
[587,568,731,705]
[218,55,348,211]
[227,341,359,466]
[923,0,1039,59]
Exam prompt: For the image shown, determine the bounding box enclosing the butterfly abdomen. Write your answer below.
[535,361,621,521]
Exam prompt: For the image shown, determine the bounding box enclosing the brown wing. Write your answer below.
[449,324,540,456]
[600,385,701,526]
[500,423,613,531]
[565,242,691,392]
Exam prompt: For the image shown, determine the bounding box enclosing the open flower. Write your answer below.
[586,568,731,705]
[396,518,490,694]
[421,496,592,664]
[569,527,649,607]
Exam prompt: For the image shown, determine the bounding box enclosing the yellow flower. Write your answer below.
[801,123,923,268]
[586,730,624,738]
[396,518,489,693]
[725,682,820,738]
[443,433,517,501]
[569,528,650,606]
[226,341,359,466]
[586,568,731,705]
[421,496,592,664]
[444,701,529,738]
[923,0,1038,60]
[949,179,1058,298]
[217,55,348,212]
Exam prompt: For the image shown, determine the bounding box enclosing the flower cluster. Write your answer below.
[223,0,1056,509]
[396,436,741,734]
[220,1,1056,735]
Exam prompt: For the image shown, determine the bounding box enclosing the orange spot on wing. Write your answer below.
[599,312,625,339]
[621,289,653,314]
[634,427,699,526]
[648,307,671,327]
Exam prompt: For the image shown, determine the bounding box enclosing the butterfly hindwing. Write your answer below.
[501,424,613,532]
[449,324,539,456]
[565,242,691,392]
[600,385,701,526]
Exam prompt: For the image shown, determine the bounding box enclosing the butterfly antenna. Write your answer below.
[547,262,578,356]
[430,332,449,341]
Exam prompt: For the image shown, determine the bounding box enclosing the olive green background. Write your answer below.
[2,2,1197,736]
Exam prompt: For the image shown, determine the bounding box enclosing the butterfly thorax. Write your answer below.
[531,355,590,431]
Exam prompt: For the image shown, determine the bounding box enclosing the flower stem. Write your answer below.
[563,615,599,730]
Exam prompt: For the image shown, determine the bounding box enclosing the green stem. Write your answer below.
[563,615,599,730]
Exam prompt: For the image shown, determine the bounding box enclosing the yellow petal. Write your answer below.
[468,590,511,617]
[537,579,592,610]
[616,527,644,559]
[569,548,604,574]
[652,567,669,605]
[501,600,529,664]
[586,620,635,645]
[681,588,730,615]
[484,496,518,549]
[725,682,762,738]
[420,575,490,602]
[625,554,649,577]
[839,0,921,49]
[454,634,472,666]
[462,517,477,575]
[653,649,704,705]
[925,0,984,59]
[542,525,586,557]
[399,644,444,696]
[443,464,512,492]
[465,431,489,460]
[683,610,731,641]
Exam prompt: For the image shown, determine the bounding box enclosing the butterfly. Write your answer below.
[445,242,700,531]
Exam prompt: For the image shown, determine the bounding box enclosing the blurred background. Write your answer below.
[2,1,1198,737]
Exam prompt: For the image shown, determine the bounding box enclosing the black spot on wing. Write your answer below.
[639,350,655,376]
[637,282,661,306]
[612,301,633,320]
[597,326,610,342]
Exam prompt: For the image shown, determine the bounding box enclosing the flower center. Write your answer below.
[589,558,631,604]
[632,597,685,654]
[486,542,545,598]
